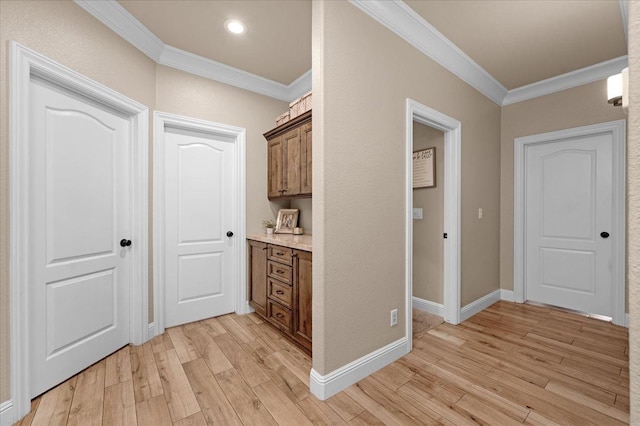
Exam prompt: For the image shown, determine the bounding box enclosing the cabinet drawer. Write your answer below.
[268,245,293,266]
[267,300,292,333]
[267,261,292,285]
[268,278,292,308]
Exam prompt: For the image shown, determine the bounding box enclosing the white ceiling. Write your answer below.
[106,0,627,103]
[405,0,627,90]
[119,0,311,86]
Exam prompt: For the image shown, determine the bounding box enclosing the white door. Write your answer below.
[163,127,236,327]
[29,77,131,397]
[525,133,613,316]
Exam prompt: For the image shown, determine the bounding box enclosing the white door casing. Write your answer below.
[9,42,148,423]
[153,112,247,336]
[29,77,131,397]
[514,120,626,325]
[405,99,462,345]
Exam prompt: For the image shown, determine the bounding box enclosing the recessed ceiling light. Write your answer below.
[225,19,246,35]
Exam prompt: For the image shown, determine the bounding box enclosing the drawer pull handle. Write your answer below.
[275,290,284,295]
[276,269,284,274]
[276,252,284,256]
[275,313,284,319]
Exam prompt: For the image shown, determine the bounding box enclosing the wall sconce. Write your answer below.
[607,67,629,113]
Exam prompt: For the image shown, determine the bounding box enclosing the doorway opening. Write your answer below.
[405,99,461,351]
[411,123,445,338]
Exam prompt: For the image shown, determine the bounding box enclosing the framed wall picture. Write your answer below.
[275,209,299,234]
[413,147,436,188]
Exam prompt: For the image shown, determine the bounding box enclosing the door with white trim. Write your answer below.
[29,77,131,397]
[525,133,613,316]
[163,127,236,327]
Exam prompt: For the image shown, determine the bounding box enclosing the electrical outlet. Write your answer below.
[478,208,483,219]
[390,309,398,326]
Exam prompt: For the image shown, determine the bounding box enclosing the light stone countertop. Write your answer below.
[247,233,312,252]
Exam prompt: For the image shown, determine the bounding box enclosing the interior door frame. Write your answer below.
[8,42,149,422]
[405,99,462,352]
[513,120,627,326]
[153,111,247,337]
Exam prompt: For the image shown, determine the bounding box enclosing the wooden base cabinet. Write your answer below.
[248,240,312,354]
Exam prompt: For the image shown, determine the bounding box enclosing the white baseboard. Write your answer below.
[1,400,16,426]
[460,289,501,322]
[412,297,445,317]
[500,289,515,302]
[309,337,409,400]
[147,322,155,340]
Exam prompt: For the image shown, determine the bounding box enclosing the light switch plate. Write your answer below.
[413,208,423,220]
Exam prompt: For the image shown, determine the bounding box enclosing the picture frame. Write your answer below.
[275,209,299,234]
[413,147,436,189]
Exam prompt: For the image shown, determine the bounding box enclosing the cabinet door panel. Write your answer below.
[301,123,312,195]
[283,128,301,196]
[294,250,312,350]
[248,240,268,316]
[268,137,283,198]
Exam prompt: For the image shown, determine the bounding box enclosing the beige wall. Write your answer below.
[627,1,639,422]
[0,1,288,404]
[313,1,501,374]
[412,123,444,304]
[500,80,626,295]
[290,198,313,233]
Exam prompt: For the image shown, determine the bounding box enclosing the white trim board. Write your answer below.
[152,111,248,337]
[75,0,623,106]
[502,56,629,106]
[412,297,445,317]
[460,290,502,322]
[350,0,507,105]
[0,400,15,426]
[310,338,408,400]
[350,1,628,106]
[73,0,310,102]
[9,42,149,424]
[513,120,627,327]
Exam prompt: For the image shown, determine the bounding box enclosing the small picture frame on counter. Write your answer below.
[275,209,299,234]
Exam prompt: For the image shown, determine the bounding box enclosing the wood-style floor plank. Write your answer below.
[67,360,106,426]
[17,301,630,425]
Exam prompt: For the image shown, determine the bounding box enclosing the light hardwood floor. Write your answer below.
[15,301,629,425]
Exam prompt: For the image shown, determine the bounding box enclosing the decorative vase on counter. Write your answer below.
[266,228,274,235]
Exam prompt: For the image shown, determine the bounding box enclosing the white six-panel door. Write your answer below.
[525,133,613,316]
[163,127,236,327]
[29,77,131,397]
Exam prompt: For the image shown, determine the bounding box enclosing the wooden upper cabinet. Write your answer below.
[264,111,311,200]
[300,123,312,194]
[283,128,302,196]
[267,136,283,199]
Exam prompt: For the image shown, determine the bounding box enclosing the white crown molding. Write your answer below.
[288,69,313,100]
[74,0,164,62]
[73,0,309,102]
[502,56,629,106]
[350,0,508,105]
[620,0,628,45]
[159,46,291,101]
